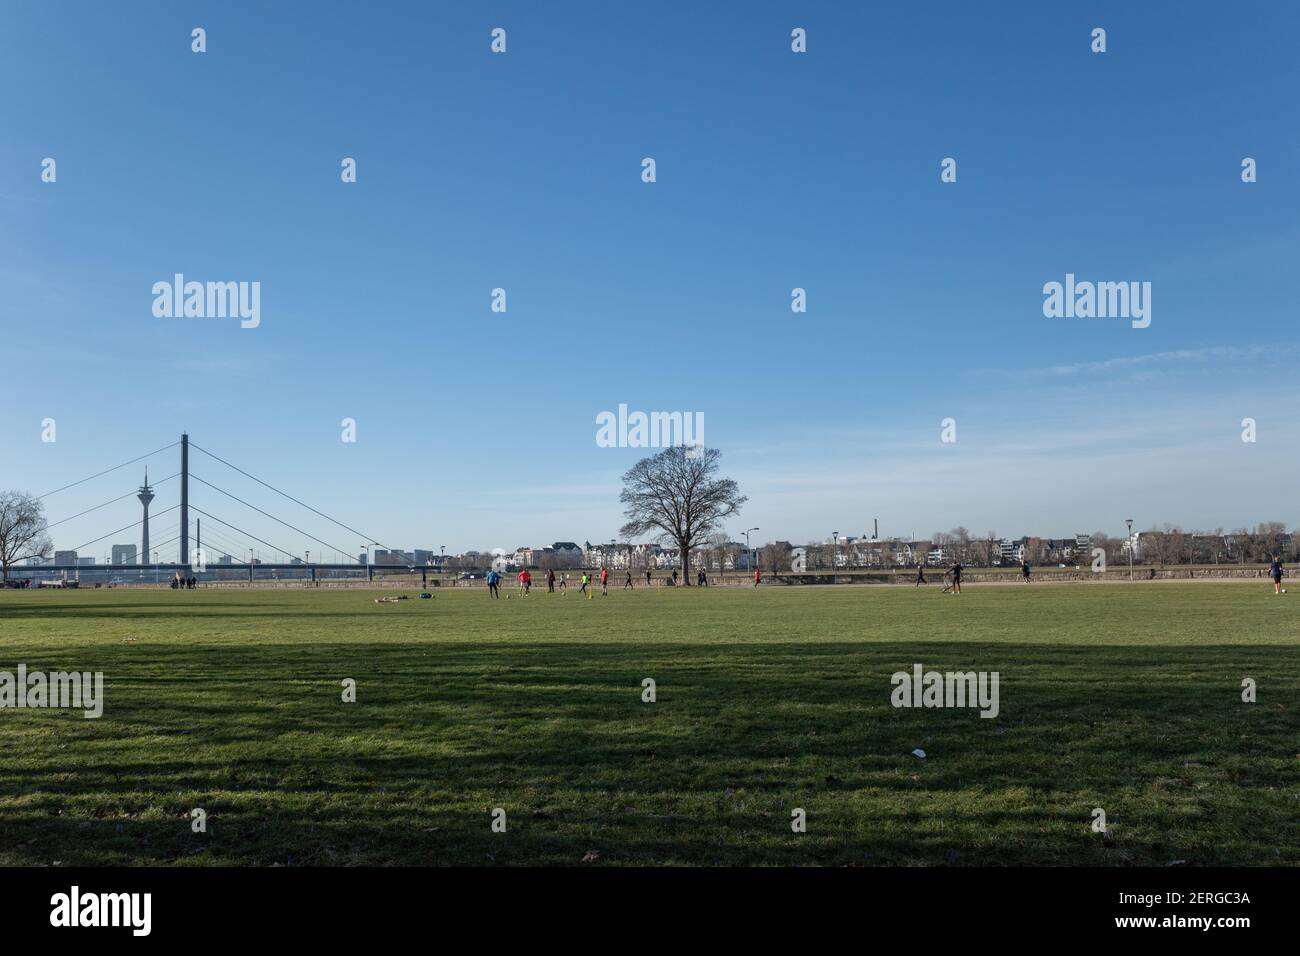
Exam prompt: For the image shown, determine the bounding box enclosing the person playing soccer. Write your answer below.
[915,564,926,587]
[600,565,609,596]
[1021,560,1031,583]
[949,560,963,595]
[487,568,500,598]
[624,570,633,589]
[645,569,652,588]
[1270,555,1285,594]
[546,568,555,593]
[753,568,761,588]
[558,572,568,594]
[580,572,591,598]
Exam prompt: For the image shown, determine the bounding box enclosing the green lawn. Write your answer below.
[0,583,1296,866]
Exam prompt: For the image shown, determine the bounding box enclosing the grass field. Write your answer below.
[1,583,1297,866]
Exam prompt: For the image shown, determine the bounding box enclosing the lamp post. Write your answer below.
[1125,519,1134,582]
[742,527,759,575]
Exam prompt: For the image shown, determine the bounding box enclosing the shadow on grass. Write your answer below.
[2,641,1297,866]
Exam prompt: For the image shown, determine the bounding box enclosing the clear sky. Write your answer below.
[2,1,1297,561]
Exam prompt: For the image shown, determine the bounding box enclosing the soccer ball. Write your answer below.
[1282,589,1287,594]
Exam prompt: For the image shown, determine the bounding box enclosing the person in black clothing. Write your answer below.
[1270,555,1285,594]
[949,562,963,594]
[1021,561,1031,582]
[915,565,926,586]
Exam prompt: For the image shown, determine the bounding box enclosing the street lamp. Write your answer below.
[1125,519,1134,581]
[742,527,759,573]
[833,530,839,571]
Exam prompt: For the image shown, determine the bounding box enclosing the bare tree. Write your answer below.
[1144,526,1174,568]
[0,491,53,582]
[950,526,971,563]
[706,530,731,580]
[1255,521,1287,562]
[760,541,790,574]
[619,446,746,586]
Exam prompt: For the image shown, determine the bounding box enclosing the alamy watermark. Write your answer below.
[890,663,999,718]
[596,404,703,456]
[50,886,150,936]
[1042,273,1150,329]
[0,665,103,718]
[152,274,260,329]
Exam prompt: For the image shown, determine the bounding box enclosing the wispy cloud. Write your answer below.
[975,345,1291,379]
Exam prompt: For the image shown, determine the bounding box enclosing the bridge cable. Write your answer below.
[38,442,180,500]
[189,474,361,563]
[188,441,395,553]
[46,474,179,531]
[71,504,180,553]
[188,506,303,564]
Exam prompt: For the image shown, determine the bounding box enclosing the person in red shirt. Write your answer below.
[600,566,609,596]
[753,568,761,588]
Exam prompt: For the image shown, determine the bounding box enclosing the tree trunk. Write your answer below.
[678,538,691,585]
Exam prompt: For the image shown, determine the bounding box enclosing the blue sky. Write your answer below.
[2,1,1298,561]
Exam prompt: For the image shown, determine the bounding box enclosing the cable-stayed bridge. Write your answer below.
[21,434,437,586]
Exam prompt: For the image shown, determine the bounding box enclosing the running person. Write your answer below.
[753,568,761,588]
[645,569,652,587]
[624,570,633,589]
[580,572,591,598]
[1021,560,1031,582]
[558,572,568,594]
[915,565,926,586]
[1270,555,1285,594]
